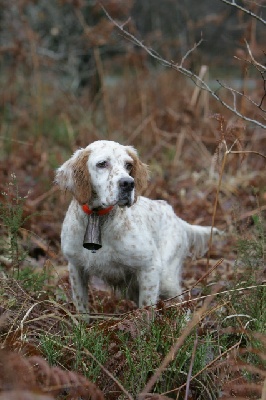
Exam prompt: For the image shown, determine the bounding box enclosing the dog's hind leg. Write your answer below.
[160,258,183,301]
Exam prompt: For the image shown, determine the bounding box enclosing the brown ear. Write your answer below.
[55,149,91,205]
[127,149,149,199]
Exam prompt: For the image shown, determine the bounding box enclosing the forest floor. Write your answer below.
[0,67,265,399]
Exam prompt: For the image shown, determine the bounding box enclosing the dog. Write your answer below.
[55,140,219,319]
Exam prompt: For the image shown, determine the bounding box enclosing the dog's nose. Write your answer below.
[119,177,135,191]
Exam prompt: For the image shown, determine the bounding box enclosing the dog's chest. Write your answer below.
[84,245,139,287]
[88,240,151,270]
[82,205,160,275]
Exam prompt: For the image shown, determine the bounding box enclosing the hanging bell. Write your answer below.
[83,213,102,252]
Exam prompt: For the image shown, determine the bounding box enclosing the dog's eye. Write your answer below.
[96,161,108,169]
[125,162,133,172]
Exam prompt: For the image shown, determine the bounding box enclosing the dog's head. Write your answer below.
[55,140,149,209]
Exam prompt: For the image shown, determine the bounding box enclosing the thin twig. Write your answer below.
[190,258,224,291]
[138,292,215,398]
[83,348,134,400]
[207,144,228,269]
[229,150,266,160]
[165,258,224,304]
[217,79,266,114]
[165,283,266,311]
[245,39,266,71]
[220,0,266,26]
[162,336,243,396]
[102,5,266,129]
[162,319,258,398]
[184,332,198,400]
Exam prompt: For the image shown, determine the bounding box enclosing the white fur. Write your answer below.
[56,140,220,319]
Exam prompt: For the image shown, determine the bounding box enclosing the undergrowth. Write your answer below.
[232,214,266,333]
[0,174,31,276]
[0,157,265,399]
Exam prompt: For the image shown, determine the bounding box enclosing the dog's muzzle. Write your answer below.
[118,177,135,206]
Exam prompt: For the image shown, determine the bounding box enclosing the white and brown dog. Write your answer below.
[55,140,219,319]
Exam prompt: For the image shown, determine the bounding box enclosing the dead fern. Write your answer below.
[0,350,105,400]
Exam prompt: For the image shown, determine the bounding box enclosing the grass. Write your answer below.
[36,304,231,398]
[0,174,32,276]
[16,265,51,293]
[21,206,263,399]
[1,227,265,399]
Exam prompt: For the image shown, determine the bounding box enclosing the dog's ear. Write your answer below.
[126,147,149,198]
[55,149,91,205]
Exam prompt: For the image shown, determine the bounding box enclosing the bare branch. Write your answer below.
[179,38,204,67]
[102,6,266,129]
[245,39,266,71]
[220,0,266,25]
[234,40,266,112]
[217,79,266,114]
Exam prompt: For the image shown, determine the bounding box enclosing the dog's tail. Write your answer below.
[186,224,222,259]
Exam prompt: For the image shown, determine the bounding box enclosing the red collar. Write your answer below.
[82,204,114,216]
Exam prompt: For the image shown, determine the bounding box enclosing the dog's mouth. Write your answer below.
[117,198,132,207]
[96,184,134,209]
[103,195,133,208]
[117,189,134,207]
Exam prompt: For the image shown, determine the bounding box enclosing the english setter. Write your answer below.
[56,140,219,319]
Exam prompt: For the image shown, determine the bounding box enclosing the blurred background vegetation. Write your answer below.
[0,0,264,142]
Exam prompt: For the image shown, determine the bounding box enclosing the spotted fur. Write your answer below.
[55,140,220,320]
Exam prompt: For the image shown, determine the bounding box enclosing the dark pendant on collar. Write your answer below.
[82,204,114,252]
[83,213,102,252]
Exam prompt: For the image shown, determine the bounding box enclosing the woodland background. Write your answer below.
[0,1,265,399]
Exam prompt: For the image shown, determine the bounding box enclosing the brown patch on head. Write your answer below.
[127,149,149,200]
[72,149,92,204]
[55,149,91,204]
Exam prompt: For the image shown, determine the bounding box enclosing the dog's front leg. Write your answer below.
[68,263,90,321]
[138,267,160,307]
